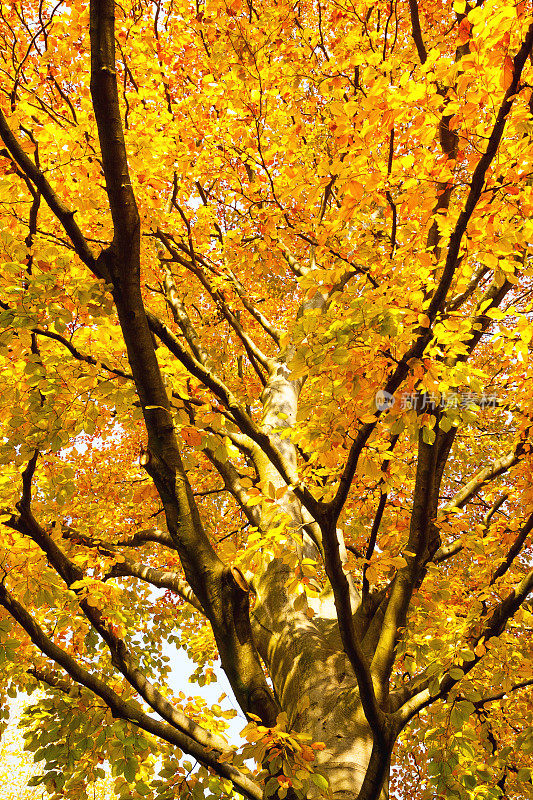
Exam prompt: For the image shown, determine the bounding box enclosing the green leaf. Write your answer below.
[265,777,279,797]
[449,668,464,681]
[124,759,137,783]
[310,773,329,790]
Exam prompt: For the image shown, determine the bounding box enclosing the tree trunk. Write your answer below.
[252,559,391,799]
[245,365,393,800]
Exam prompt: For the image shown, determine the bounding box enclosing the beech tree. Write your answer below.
[1,0,533,798]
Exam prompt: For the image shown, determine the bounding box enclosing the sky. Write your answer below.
[165,643,247,745]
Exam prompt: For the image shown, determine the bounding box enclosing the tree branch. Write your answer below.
[440,443,526,514]
[145,310,320,519]
[224,264,282,346]
[331,21,533,526]
[483,493,509,531]
[90,0,139,247]
[466,678,533,707]
[408,0,427,64]
[320,517,388,747]
[108,557,205,614]
[202,449,262,528]
[61,524,177,550]
[27,666,79,696]
[456,275,514,364]
[88,0,279,727]
[161,265,212,367]
[432,539,463,563]
[426,23,533,321]
[371,424,442,687]
[280,244,308,278]
[362,434,400,597]
[0,108,102,276]
[394,567,533,726]
[174,194,281,343]
[446,264,490,312]
[489,512,533,586]
[433,491,508,566]
[8,503,222,741]
[156,229,274,380]
[33,327,132,380]
[0,583,262,800]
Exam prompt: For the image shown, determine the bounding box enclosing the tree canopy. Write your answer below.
[0,0,533,799]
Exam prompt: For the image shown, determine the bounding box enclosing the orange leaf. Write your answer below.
[501,55,514,91]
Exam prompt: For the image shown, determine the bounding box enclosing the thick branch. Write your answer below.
[88,0,279,727]
[162,267,211,367]
[446,264,490,312]
[108,558,205,613]
[280,245,308,278]
[90,0,139,245]
[329,141,526,528]
[61,525,177,550]
[331,22,533,522]
[146,310,320,519]
[432,539,463,563]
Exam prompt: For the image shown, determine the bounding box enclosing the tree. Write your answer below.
[0,0,532,798]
